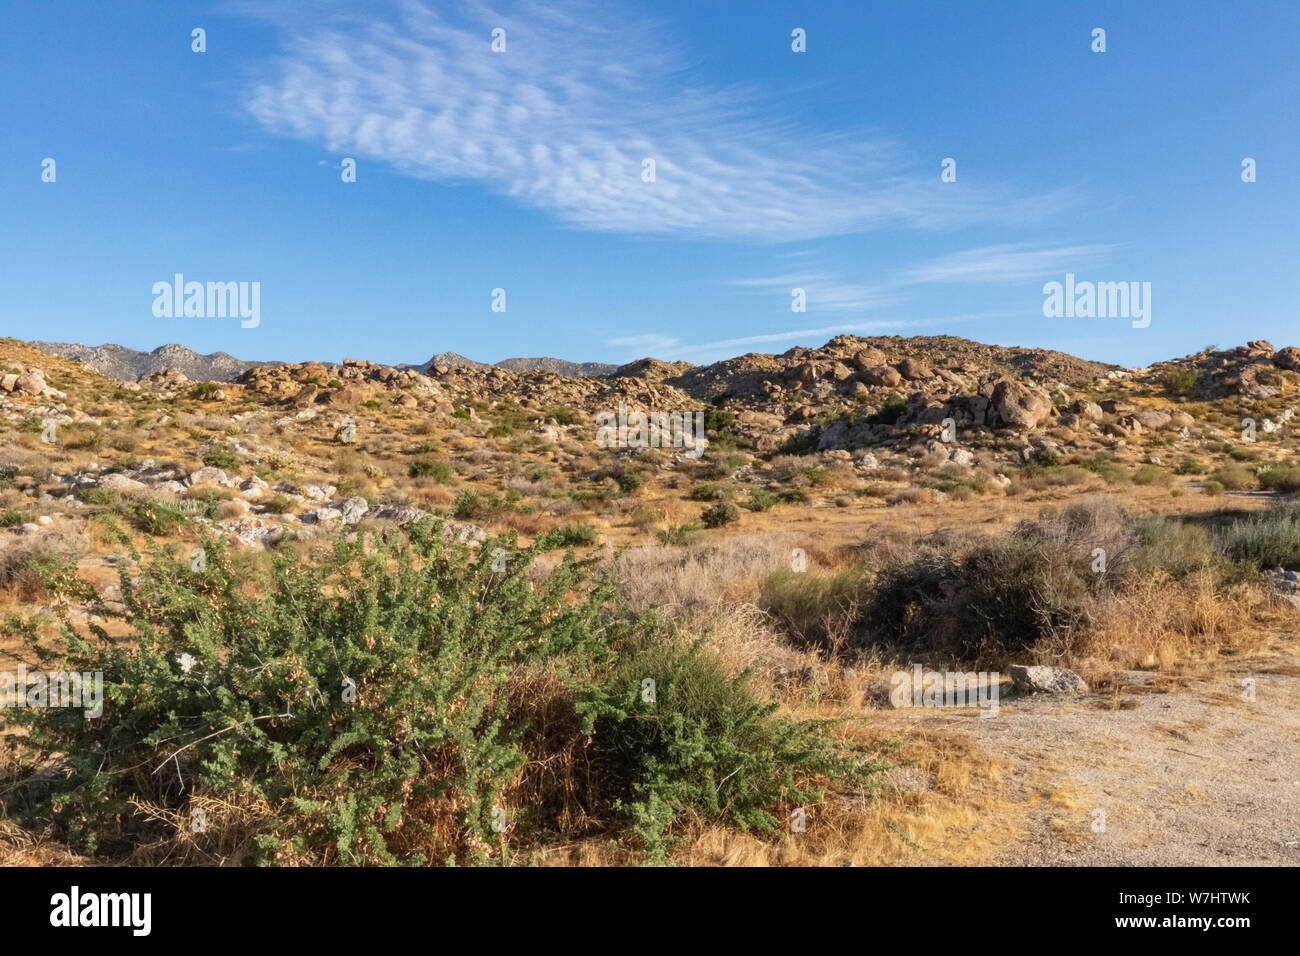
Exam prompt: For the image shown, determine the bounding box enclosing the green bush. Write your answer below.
[1257,464,1300,494]
[760,566,873,648]
[1131,465,1173,486]
[127,499,189,536]
[1132,518,1215,579]
[1224,503,1300,570]
[452,488,481,519]
[745,488,779,512]
[688,482,726,501]
[408,458,452,482]
[201,442,240,471]
[11,523,870,862]
[76,486,121,508]
[4,524,617,863]
[0,465,18,489]
[1208,463,1255,491]
[541,522,599,548]
[1159,368,1196,397]
[575,631,879,860]
[869,395,908,425]
[700,501,740,528]
[616,472,645,495]
[703,409,736,432]
[1203,480,1225,496]
[655,522,703,546]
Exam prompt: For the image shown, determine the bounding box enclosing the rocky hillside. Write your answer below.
[495,357,618,377]
[410,352,616,377]
[30,341,272,382]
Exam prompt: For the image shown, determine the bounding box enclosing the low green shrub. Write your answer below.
[700,501,740,528]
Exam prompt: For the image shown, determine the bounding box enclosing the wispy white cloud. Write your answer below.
[727,241,1120,313]
[240,0,1079,241]
[898,242,1120,285]
[604,318,973,364]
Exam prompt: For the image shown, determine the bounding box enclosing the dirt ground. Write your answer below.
[871,638,1300,866]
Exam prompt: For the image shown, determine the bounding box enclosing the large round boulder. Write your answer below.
[991,380,1054,431]
[1272,347,1300,371]
[896,357,932,381]
[860,365,902,388]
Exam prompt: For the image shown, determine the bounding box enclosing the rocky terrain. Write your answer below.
[3,331,1298,867]
[409,351,618,377]
[3,333,1299,562]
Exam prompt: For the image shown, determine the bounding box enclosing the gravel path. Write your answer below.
[891,654,1300,866]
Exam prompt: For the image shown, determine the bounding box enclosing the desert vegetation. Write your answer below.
[2,334,1298,865]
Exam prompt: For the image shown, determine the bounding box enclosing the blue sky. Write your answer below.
[2,0,1297,369]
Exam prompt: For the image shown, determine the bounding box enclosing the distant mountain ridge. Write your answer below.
[410,353,618,377]
[27,341,621,382]
[29,341,274,382]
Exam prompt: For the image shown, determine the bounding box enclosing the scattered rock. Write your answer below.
[1009,665,1088,694]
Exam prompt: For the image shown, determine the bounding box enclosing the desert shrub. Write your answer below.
[541,404,583,426]
[616,472,645,495]
[656,523,704,546]
[1224,503,1300,570]
[126,499,190,536]
[1131,465,1173,486]
[746,488,779,512]
[408,459,452,482]
[760,566,873,650]
[260,450,294,471]
[0,465,20,489]
[1159,367,1196,397]
[773,430,818,455]
[1132,518,1215,579]
[76,486,121,508]
[263,493,294,514]
[1257,464,1300,494]
[1203,480,1225,496]
[688,482,728,502]
[703,409,736,432]
[3,524,626,863]
[190,382,222,399]
[575,631,878,859]
[869,394,907,425]
[542,522,600,548]
[1080,455,1129,484]
[0,533,79,601]
[452,488,481,519]
[865,527,1104,661]
[1174,458,1203,476]
[1208,463,1255,491]
[700,501,740,528]
[201,442,240,471]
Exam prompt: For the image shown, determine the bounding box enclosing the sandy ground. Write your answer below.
[874,644,1300,866]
